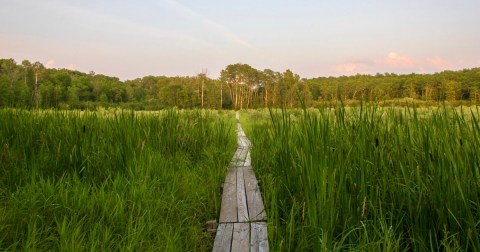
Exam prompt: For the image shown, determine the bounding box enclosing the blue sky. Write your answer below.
[1,0,479,80]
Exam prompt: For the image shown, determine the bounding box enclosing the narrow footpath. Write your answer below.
[212,113,269,252]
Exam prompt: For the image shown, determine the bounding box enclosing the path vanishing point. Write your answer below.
[212,113,269,252]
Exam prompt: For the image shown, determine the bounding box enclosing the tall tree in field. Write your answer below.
[32,61,45,108]
[261,69,280,107]
[220,63,260,109]
[20,60,34,106]
[298,78,313,106]
[220,64,242,109]
[277,69,301,108]
[444,80,462,102]
[197,70,208,108]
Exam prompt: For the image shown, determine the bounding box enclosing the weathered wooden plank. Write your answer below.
[241,135,251,146]
[236,167,249,222]
[237,137,244,147]
[237,125,244,136]
[237,123,245,145]
[213,223,234,252]
[250,222,269,252]
[231,148,247,167]
[244,151,251,167]
[240,137,250,147]
[230,148,244,167]
[240,148,249,165]
[238,136,244,147]
[231,223,250,252]
[215,114,269,251]
[237,124,246,137]
[219,168,237,223]
[230,149,238,166]
[244,166,267,221]
[239,136,250,147]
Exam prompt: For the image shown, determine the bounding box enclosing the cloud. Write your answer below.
[377,52,416,68]
[162,0,252,48]
[28,0,210,48]
[46,59,55,68]
[333,62,368,75]
[67,64,76,70]
[46,60,77,70]
[331,52,462,76]
[426,57,453,68]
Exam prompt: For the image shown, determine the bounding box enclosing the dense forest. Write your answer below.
[1,58,479,110]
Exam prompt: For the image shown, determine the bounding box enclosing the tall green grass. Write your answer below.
[247,105,480,251]
[0,109,236,251]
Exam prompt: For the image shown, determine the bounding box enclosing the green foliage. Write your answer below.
[247,106,480,251]
[0,109,237,251]
[0,58,479,110]
[306,70,480,106]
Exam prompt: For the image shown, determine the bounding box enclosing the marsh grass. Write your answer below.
[247,105,480,251]
[0,109,236,251]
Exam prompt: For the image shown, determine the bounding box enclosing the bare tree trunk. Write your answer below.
[235,84,238,109]
[246,88,251,109]
[272,87,276,106]
[34,71,39,108]
[265,86,268,107]
[229,84,234,109]
[239,86,243,110]
[201,78,204,108]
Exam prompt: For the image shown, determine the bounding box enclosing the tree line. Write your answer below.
[1,58,479,110]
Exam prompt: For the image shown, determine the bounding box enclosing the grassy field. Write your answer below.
[243,105,480,251]
[0,109,237,251]
[2,106,479,251]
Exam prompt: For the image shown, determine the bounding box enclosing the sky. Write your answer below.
[1,0,480,80]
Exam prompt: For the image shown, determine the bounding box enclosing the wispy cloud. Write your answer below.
[23,0,211,47]
[162,0,252,48]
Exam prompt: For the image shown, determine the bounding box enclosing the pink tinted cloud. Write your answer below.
[377,52,416,68]
[45,60,77,71]
[331,52,463,76]
[426,57,453,69]
[67,64,76,70]
[46,59,55,68]
[333,62,368,75]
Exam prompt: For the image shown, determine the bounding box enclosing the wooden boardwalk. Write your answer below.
[213,114,268,252]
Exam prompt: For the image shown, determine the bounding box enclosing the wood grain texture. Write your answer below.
[243,166,267,221]
[219,168,237,223]
[214,114,269,251]
[244,151,251,167]
[231,223,250,252]
[240,148,249,166]
[236,167,249,222]
[212,223,234,252]
[230,148,243,167]
[251,222,269,252]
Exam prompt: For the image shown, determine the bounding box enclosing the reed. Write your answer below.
[247,105,480,251]
[0,108,237,251]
